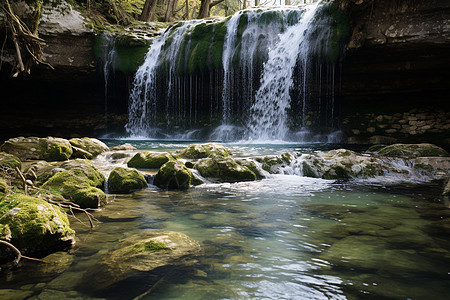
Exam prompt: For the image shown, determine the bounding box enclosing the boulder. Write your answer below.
[299,149,384,179]
[154,160,195,189]
[108,167,147,193]
[0,178,8,196]
[0,152,22,170]
[60,159,105,188]
[110,143,137,151]
[255,153,292,174]
[368,143,449,157]
[41,166,105,209]
[24,161,60,186]
[127,152,176,169]
[69,138,109,159]
[0,194,75,258]
[178,143,232,159]
[0,137,72,161]
[194,157,256,182]
[79,231,201,294]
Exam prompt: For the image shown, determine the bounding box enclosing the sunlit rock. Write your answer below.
[178,143,232,159]
[0,137,72,161]
[69,137,109,159]
[107,167,147,193]
[127,152,176,169]
[195,157,256,182]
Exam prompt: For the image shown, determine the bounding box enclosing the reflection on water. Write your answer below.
[1,141,449,299]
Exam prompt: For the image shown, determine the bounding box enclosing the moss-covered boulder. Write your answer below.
[110,143,137,151]
[368,143,449,157]
[127,152,176,169]
[42,170,105,208]
[0,194,75,257]
[0,152,22,170]
[154,160,195,189]
[108,167,147,193]
[255,152,292,174]
[79,231,201,294]
[60,159,105,188]
[195,157,257,182]
[0,137,72,161]
[178,143,232,159]
[24,161,60,186]
[0,178,8,197]
[69,138,109,159]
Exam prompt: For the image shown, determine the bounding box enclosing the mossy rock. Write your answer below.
[235,159,264,179]
[42,170,105,208]
[69,138,109,159]
[0,137,72,161]
[178,143,232,159]
[256,153,291,173]
[79,231,201,293]
[127,152,176,169]
[443,179,450,196]
[195,157,256,182]
[24,161,60,186]
[108,167,147,193]
[60,159,105,188]
[0,178,8,197]
[0,194,75,257]
[372,143,449,158]
[154,160,194,189]
[0,152,22,170]
[110,143,137,151]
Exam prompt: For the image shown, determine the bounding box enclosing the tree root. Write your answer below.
[0,240,43,266]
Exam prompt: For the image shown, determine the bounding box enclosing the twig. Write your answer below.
[0,240,43,265]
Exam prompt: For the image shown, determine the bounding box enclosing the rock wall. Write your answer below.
[338,0,450,146]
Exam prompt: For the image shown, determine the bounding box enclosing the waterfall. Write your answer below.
[246,2,323,141]
[125,2,347,141]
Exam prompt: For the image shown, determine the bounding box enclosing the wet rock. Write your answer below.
[195,157,256,183]
[236,158,265,179]
[0,152,22,170]
[110,143,137,151]
[178,143,232,159]
[255,153,292,173]
[154,160,197,189]
[368,143,449,157]
[0,137,73,161]
[299,149,384,179]
[41,160,106,208]
[107,167,147,193]
[69,137,109,159]
[127,152,176,169]
[79,231,202,294]
[0,194,75,258]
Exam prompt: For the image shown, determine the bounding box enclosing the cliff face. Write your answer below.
[338,0,450,145]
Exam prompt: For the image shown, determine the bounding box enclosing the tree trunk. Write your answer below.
[185,0,189,20]
[164,0,178,22]
[197,0,224,18]
[254,0,259,6]
[285,0,291,5]
[139,0,158,22]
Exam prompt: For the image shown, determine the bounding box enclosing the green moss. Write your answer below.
[414,163,433,172]
[0,152,22,170]
[367,145,387,153]
[38,138,73,161]
[0,194,75,254]
[376,144,449,158]
[114,42,152,74]
[42,170,105,208]
[337,150,352,157]
[127,152,175,169]
[61,159,105,188]
[108,167,147,193]
[132,240,169,253]
[0,178,8,197]
[154,160,194,189]
[195,157,256,183]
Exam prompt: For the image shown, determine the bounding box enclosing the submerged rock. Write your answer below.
[0,194,75,258]
[0,152,22,170]
[178,143,232,159]
[79,231,202,294]
[69,137,109,159]
[154,160,196,189]
[108,167,147,193]
[0,137,73,161]
[368,143,449,157]
[127,152,176,169]
[194,157,256,182]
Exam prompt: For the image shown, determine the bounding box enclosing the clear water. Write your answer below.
[1,141,449,299]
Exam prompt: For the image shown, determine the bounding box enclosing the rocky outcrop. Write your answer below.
[0,137,73,161]
[69,137,110,159]
[107,167,147,193]
[368,143,449,158]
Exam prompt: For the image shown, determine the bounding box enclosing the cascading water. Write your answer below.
[125,2,348,141]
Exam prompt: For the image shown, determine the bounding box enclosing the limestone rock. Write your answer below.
[127,152,176,169]
[178,143,232,159]
[0,152,22,170]
[154,160,196,189]
[69,137,109,159]
[194,157,256,182]
[79,231,202,294]
[0,194,75,258]
[108,167,147,193]
[368,143,449,157]
[0,137,72,161]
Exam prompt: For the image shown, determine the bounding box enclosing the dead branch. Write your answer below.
[0,240,43,265]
